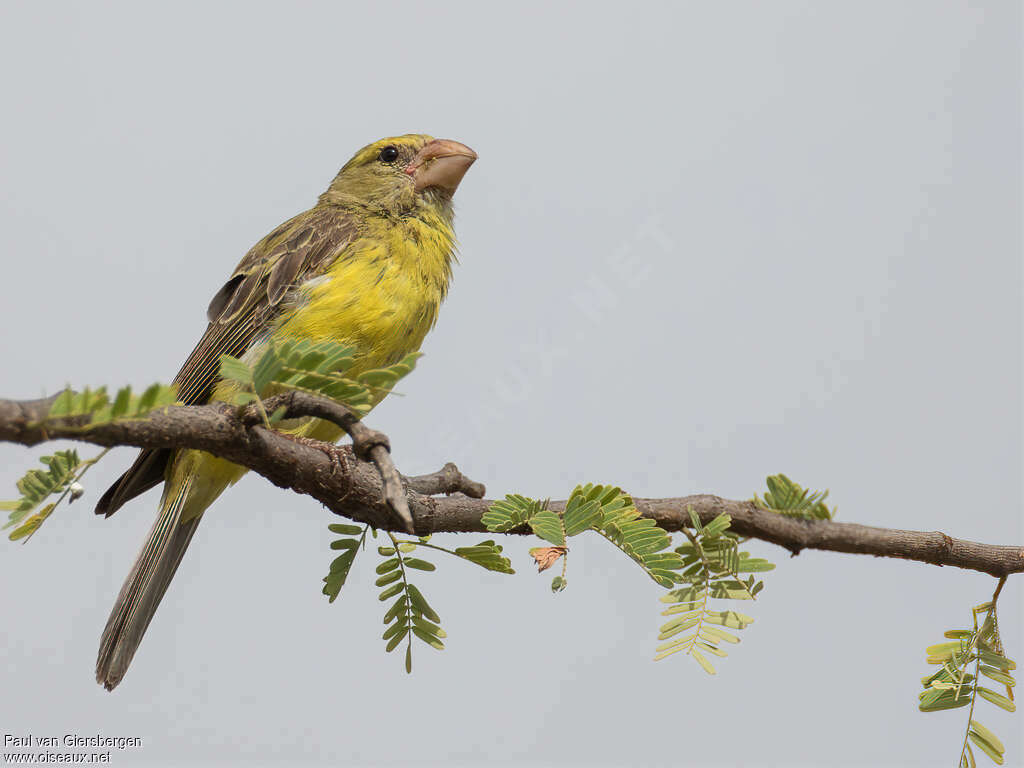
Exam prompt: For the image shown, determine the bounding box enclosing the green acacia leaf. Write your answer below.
[328,523,363,536]
[323,544,358,602]
[967,732,1002,765]
[481,494,541,532]
[695,640,728,658]
[657,616,700,640]
[977,650,1016,671]
[412,627,445,650]
[251,348,286,393]
[412,616,446,639]
[136,383,177,413]
[327,551,356,574]
[735,559,776,573]
[4,450,84,534]
[944,629,974,640]
[218,355,254,387]
[385,628,408,652]
[563,496,602,536]
[661,588,707,604]
[109,386,132,418]
[358,353,419,390]
[919,687,972,711]
[700,626,741,644]
[453,541,515,574]
[977,687,1016,712]
[375,571,402,587]
[528,509,565,545]
[406,584,440,623]
[701,513,732,538]
[661,608,702,621]
[653,646,688,661]
[690,648,716,675]
[648,572,677,589]
[926,641,967,660]
[754,474,836,520]
[8,503,55,541]
[403,558,435,572]
[382,596,407,624]
[969,721,1005,761]
[378,583,404,601]
[48,389,76,417]
[703,611,754,630]
[979,666,1016,687]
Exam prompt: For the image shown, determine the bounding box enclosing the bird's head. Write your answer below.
[320,134,477,215]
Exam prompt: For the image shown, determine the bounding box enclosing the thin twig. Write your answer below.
[406,462,485,498]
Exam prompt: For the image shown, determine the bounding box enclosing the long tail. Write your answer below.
[95,475,201,691]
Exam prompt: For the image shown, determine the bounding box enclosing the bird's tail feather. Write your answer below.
[96,475,200,691]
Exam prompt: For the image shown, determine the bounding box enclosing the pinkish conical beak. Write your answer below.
[405,139,477,194]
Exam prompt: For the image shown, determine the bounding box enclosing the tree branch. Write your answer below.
[1,394,1021,577]
[255,391,415,533]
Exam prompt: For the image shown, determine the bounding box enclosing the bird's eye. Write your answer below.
[378,146,399,163]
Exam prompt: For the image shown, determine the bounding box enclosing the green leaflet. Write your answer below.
[322,523,368,603]
[484,480,776,680]
[969,720,1005,764]
[3,450,80,526]
[358,353,420,391]
[484,485,691,593]
[7,503,55,541]
[528,510,565,546]
[482,494,543,532]
[373,534,445,674]
[753,474,836,520]
[4,448,107,542]
[452,541,515,574]
[578,484,683,589]
[562,495,602,537]
[404,558,436,572]
[919,587,1016,766]
[218,355,255,388]
[327,523,362,536]
[976,688,1015,712]
[49,383,178,425]
[221,339,418,418]
[653,510,773,674]
[968,732,1002,766]
[348,533,516,672]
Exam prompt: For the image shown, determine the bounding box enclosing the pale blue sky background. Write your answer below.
[0,2,1021,766]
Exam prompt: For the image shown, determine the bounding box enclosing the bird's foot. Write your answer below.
[281,434,349,477]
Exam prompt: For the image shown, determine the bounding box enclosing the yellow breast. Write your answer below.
[276,213,455,376]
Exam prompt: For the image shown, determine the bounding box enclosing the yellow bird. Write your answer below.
[94,135,477,690]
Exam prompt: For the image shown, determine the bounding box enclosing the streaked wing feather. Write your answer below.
[95,209,359,517]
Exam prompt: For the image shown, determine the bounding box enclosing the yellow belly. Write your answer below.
[174,223,452,519]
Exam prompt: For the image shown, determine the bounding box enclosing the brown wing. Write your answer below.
[95,208,359,517]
